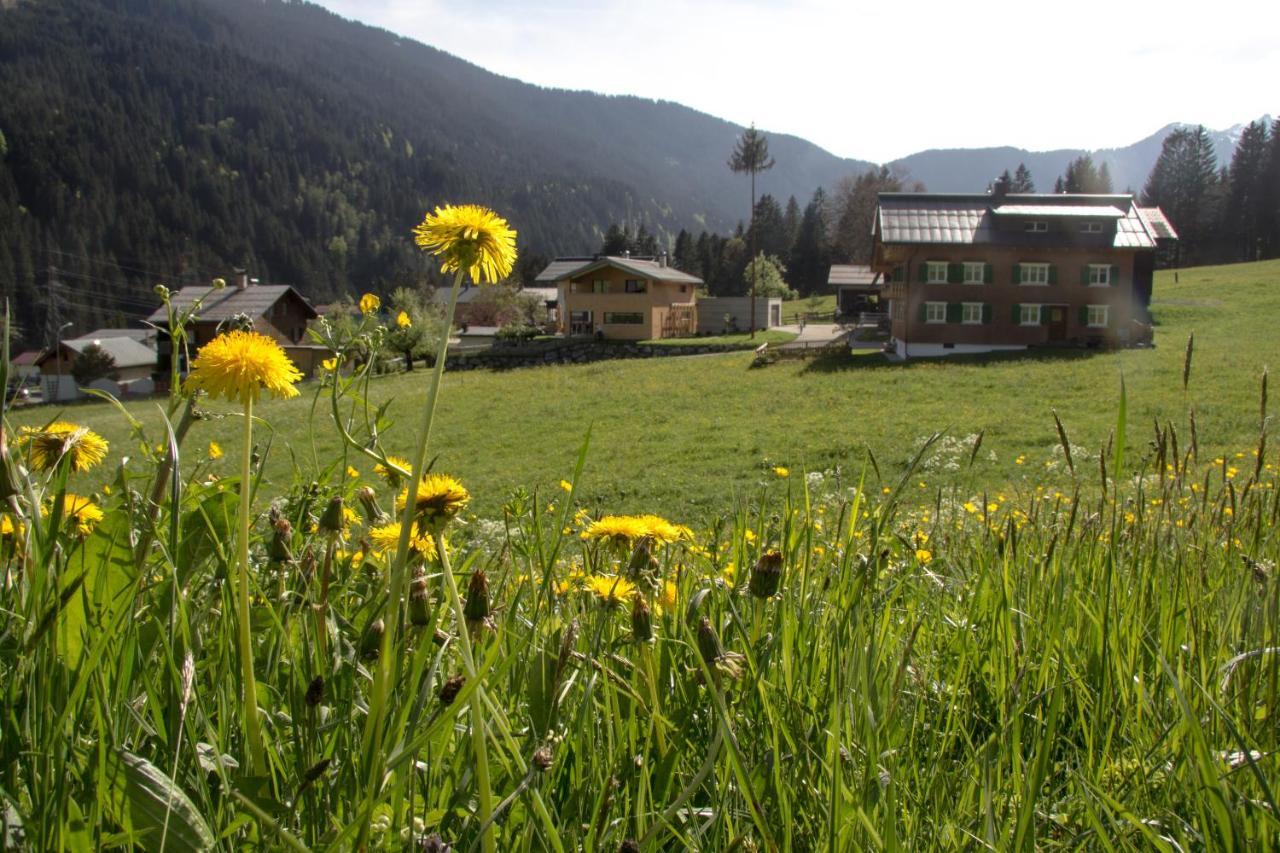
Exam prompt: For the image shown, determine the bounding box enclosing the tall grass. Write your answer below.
[1,324,1277,850]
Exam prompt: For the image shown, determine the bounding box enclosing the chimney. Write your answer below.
[991,174,1010,200]
[235,268,249,291]
[623,249,630,259]
[659,251,668,268]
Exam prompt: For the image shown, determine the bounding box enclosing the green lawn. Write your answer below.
[14,260,1279,523]
[781,293,836,322]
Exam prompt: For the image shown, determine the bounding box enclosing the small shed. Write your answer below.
[828,265,883,316]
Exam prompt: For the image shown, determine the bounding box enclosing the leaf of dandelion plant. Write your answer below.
[1114,375,1127,479]
[56,511,136,667]
[99,748,215,852]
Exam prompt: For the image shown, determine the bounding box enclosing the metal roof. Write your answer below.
[54,336,157,369]
[877,193,1161,249]
[146,285,317,324]
[828,265,880,287]
[993,204,1125,218]
[1137,207,1179,241]
[537,256,703,285]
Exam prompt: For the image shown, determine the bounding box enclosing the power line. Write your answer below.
[44,248,214,283]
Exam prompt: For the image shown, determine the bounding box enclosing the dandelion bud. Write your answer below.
[420,833,451,853]
[154,283,170,299]
[439,674,465,706]
[409,566,432,627]
[463,569,489,625]
[356,486,388,525]
[618,841,641,853]
[626,535,656,576]
[630,596,652,643]
[749,548,784,599]
[211,277,226,289]
[269,516,293,563]
[360,618,384,660]
[305,675,325,706]
[532,745,554,772]
[697,616,724,666]
[318,495,345,534]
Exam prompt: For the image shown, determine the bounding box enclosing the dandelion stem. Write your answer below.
[237,395,264,773]
[438,531,496,853]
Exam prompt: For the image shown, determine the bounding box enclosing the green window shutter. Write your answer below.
[1012,264,1022,284]
[1111,264,1121,286]
[1078,305,1089,326]
[1080,266,1090,285]
[1012,303,1021,323]
[948,263,963,284]
[946,302,962,323]
[982,303,993,324]
[1047,264,1058,285]
[893,265,904,283]
[1041,307,1052,326]
[983,263,993,284]
[917,302,927,323]
[917,263,928,284]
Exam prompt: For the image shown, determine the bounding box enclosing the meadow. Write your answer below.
[1,259,1277,850]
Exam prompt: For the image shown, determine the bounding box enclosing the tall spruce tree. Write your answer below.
[728,124,775,335]
[1224,120,1270,261]
[789,187,831,295]
[1011,163,1035,193]
[1143,126,1220,263]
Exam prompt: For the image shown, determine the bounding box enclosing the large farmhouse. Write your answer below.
[870,191,1176,360]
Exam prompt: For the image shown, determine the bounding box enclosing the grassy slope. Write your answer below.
[14,260,1278,522]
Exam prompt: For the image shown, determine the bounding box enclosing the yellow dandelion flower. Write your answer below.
[359,293,381,315]
[963,501,978,514]
[721,562,737,584]
[915,548,932,564]
[583,574,637,605]
[396,310,412,329]
[373,455,412,486]
[581,515,650,544]
[773,466,789,478]
[367,521,437,559]
[396,473,470,528]
[322,357,339,372]
[1,515,23,540]
[412,204,517,284]
[559,479,573,492]
[347,465,360,479]
[744,529,757,544]
[208,441,223,460]
[51,493,104,536]
[183,330,301,404]
[634,514,692,544]
[18,421,109,473]
[658,580,678,614]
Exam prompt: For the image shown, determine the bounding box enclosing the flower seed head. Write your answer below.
[439,674,465,706]
[749,548,785,599]
[318,495,345,534]
[305,675,325,706]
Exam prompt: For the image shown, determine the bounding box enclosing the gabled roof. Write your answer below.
[537,255,703,285]
[828,265,879,287]
[38,336,157,369]
[146,284,317,325]
[12,350,46,366]
[1137,207,1179,241]
[876,193,1169,249]
[81,327,153,342]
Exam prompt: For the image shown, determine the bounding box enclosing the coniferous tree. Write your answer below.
[1258,118,1280,258]
[1143,126,1220,263]
[781,195,801,264]
[1011,163,1035,193]
[1224,120,1270,261]
[789,187,831,295]
[672,229,696,274]
[749,195,788,261]
[601,224,629,255]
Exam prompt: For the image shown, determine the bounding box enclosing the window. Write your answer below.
[592,280,608,294]
[603,312,644,325]
[1088,264,1111,286]
[1019,304,1041,326]
[1080,222,1103,234]
[926,262,948,284]
[961,303,984,325]
[1087,305,1109,327]
[924,301,947,324]
[678,284,687,293]
[1020,263,1049,285]
[624,279,647,293]
[1025,221,1048,233]
[963,262,986,284]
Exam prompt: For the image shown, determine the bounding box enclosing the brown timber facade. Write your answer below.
[871,192,1175,360]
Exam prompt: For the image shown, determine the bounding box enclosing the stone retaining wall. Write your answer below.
[442,339,752,371]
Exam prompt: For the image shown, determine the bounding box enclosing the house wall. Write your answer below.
[881,246,1143,356]
[696,297,781,334]
[558,267,696,340]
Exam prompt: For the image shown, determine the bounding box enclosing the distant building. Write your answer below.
[537,254,701,340]
[828,265,883,316]
[147,272,324,385]
[870,191,1177,360]
[36,333,158,401]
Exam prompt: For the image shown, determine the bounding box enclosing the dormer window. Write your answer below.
[1024,221,1048,233]
[1080,222,1103,234]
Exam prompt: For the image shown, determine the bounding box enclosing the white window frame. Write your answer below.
[962,262,985,284]
[1080,222,1103,234]
[1020,263,1049,286]
[1087,264,1111,286]
[961,302,984,325]
[1086,305,1109,328]
[1025,221,1048,233]
[926,261,948,284]
[1019,304,1041,326]
[924,301,947,324]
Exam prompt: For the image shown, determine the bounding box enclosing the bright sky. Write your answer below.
[315,0,1277,163]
